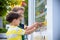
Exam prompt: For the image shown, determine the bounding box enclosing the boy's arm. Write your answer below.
[25,26,36,34]
[25,22,42,34]
[25,22,42,30]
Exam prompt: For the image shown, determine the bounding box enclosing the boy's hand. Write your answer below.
[34,22,40,28]
[24,26,28,29]
[39,22,43,27]
[35,22,43,26]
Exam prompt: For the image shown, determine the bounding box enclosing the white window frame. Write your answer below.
[28,0,53,40]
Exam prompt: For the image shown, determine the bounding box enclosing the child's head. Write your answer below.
[12,6,25,15]
[6,12,22,26]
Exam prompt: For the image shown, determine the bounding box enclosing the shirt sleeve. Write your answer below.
[17,28,25,35]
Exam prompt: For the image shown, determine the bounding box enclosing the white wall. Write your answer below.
[53,0,60,40]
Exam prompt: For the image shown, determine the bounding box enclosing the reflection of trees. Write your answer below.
[35,0,47,22]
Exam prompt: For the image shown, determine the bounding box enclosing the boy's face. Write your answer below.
[17,10,24,21]
[17,10,24,16]
[13,17,21,26]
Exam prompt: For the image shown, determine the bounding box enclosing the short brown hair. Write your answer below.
[6,12,21,23]
[12,6,25,12]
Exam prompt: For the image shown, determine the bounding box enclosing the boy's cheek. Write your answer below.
[16,22,20,26]
[15,21,19,25]
[19,20,20,23]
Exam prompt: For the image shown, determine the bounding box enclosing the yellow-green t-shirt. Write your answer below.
[6,26,25,40]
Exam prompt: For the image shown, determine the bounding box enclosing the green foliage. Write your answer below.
[2,17,9,28]
[24,0,28,25]
[0,0,13,17]
[0,0,9,16]
[0,28,7,33]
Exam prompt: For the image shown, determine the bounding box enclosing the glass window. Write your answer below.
[35,0,47,22]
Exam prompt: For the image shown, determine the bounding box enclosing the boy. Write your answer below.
[6,12,42,40]
[11,7,25,40]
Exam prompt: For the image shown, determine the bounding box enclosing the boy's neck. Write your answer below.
[10,23,17,27]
